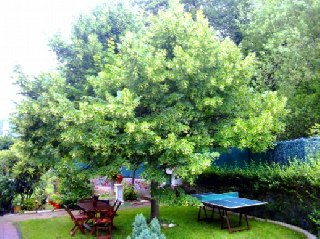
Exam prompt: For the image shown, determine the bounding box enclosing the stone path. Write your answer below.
[0,221,20,239]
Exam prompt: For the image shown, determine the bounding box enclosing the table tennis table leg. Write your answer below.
[218,209,250,233]
[198,206,208,221]
[238,210,250,230]
[218,208,230,231]
[198,205,215,221]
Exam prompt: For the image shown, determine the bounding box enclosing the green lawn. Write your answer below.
[18,206,306,239]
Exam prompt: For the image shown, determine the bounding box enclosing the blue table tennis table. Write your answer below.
[192,192,267,233]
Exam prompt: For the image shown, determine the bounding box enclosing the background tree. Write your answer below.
[134,0,250,44]
[240,0,320,139]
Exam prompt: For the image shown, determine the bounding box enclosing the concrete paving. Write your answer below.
[0,221,20,239]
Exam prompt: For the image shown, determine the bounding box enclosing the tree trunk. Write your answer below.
[53,179,58,194]
[150,180,159,219]
[110,178,115,195]
[131,169,136,186]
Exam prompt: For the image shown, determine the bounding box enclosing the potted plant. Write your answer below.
[12,196,22,214]
[48,194,62,209]
[115,173,123,184]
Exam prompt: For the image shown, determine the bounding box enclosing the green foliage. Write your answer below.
[154,187,201,207]
[12,2,144,192]
[196,157,320,234]
[22,198,37,211]
[240,0,320,139]
[135,0,250,44]
[55,163,93,206]
[12,195,22,206]
[124,185,138,201]
[112,0,286,185]
[0,136,14,150]
[0,143,45,211]
[308,124,320,137]
[127,214,166,239]
[48,2,142,97]
[0,149,17,211]
[49,194,62,204]
[0,174,15,211]
[309,210,320,237]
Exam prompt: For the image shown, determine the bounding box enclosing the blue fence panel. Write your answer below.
[214,137,320,168]
[121,164,144,178]
[213,148,251,168]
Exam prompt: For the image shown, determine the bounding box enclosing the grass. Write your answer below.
[17,206,306,239]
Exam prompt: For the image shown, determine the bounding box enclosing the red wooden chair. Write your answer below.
[64,205,89,236]
[90,200,122,238]
[91,214,113,238]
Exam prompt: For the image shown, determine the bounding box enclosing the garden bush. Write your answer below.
[127,214,165,239]
[54,164,94,208]
[0,175,15,212]
[194,157,320,235]
[124,185,138,201]
[154,187,201,207]
[22,198,37,211]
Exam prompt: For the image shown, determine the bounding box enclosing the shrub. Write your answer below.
[127,214,165,239]
[22,198,37,211]
[55,165,93,207]
[124,185,138,201]
[309,209,320,238]
[154,187,201,207]
[0,175,15,212]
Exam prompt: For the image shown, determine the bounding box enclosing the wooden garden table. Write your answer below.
[77,201,113,231]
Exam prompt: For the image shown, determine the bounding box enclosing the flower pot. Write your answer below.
[116,174,123,183]
[49,200,61,209]
[13,205,21,214]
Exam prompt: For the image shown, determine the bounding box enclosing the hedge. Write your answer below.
[193,157,320,235]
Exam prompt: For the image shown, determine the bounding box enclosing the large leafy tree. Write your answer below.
[14,0,287,218]
[241,0,320,139]
[61,1,286,218]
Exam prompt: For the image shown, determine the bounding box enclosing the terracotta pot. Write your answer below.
[13,205,21,214]
[115,174,123,183]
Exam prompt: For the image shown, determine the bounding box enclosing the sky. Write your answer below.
[0,0,107,119]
